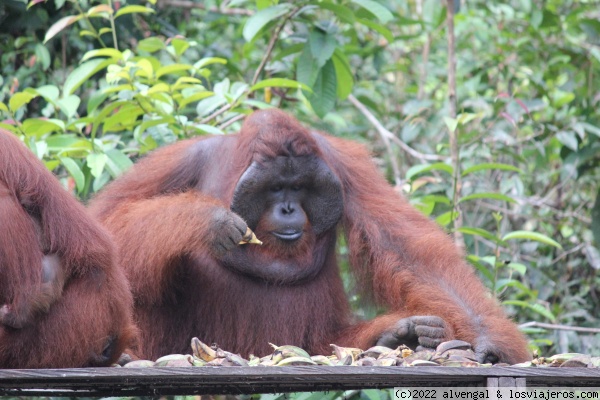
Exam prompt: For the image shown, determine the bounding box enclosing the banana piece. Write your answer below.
[239,227,263,245]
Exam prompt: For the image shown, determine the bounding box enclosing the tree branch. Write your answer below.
[446,0,465,251]
[348,94,443,165]
[519,321,600,334]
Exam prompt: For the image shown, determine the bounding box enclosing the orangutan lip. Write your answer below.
[272,231,302,241]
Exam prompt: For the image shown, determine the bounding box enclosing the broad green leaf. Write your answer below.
[551,89,575,108]
[44,15,83,43]
[556,131,578,151]
[467,255,495,283]
[193,57,227,70]
[356,18,394,43]
[502,230,562,249]
[350,0,393,23]
[9,91,39,112]
[59,156,85,193]
[307,59,337,118]
[105,149,133,178]
[243,4,292,42]
[82,48,123,62]
[406,162,453,180]
[309,30,337,68]
[332,49,353,100]
[137,37,165,53]
[35,43,51,70]
[86,153,108,178]
[63,58,112,96]
[35,85,60,102]
[459,192,517,204]
[251,78,311,92]
[581,122,600,138]
[314,2,355,23]
[170,38,190,57]
[435,210,459,227]
[458,227,503,244]
[444,116,458,133]
[115,5,155,18]
[148,83,170,94]
[506,262,527,275]
[56,95,81,119]
[0,102,8,113]
[195,124,225,135]
[22,119,64,136]
[297,44,319,87]
[87,4,113,16]
[503,300,555,321]
[156,64,193,78]
[461,163,521,176]
[178,91,215,109]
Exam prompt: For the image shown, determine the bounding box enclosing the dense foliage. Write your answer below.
[1,0,599,363]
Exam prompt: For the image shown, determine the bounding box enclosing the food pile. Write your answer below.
[120,338,599,368]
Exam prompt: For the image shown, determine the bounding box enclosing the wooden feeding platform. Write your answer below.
[1,366,600,397]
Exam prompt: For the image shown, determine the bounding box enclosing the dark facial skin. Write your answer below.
[222,154,343,284]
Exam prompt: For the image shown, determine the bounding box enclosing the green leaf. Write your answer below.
[332,49,353,100]
[467,255,495,284]
[458,227,504,244]
[87,4,113,16]
[22,119,64,136]
[307,59,337,118]
[63,58,112,96]
[459,192,517,204]
[297,44,319,87]
[178,91,215,109]
[156,63,193,78]
[193,57,227,69]
[59,156,85,193]
[435,210,459,227]
[502,230,563,249]
[461,163,521,176]
[444,116,458,133]
[9,91,39,112]
[56,95,81,119]
[0,102,9,113]
[115,5,155,18]
[44,15,83,43]
[105,149,133,178]
[195,124,225,135]
[243,4,292,42]
[251,78,311,92]
[86,153,108,178]
[35,43,51,70]
[506,262,527,275]
[82,48,123,62]
[137,37,165,53]
[309,29,337,68]
[35,85,60,102]
[406,162,454,180]
[356,18,394,43]
[314,1,355,23]
[503,300,555,321]
[350,0,393,23]
[170,38,190,57]
[556,131,578,151]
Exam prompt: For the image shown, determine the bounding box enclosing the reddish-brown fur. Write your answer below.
[0,130,137,368]
[90,109,530,363]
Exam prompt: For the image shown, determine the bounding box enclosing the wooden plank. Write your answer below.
[0,366,599,396]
